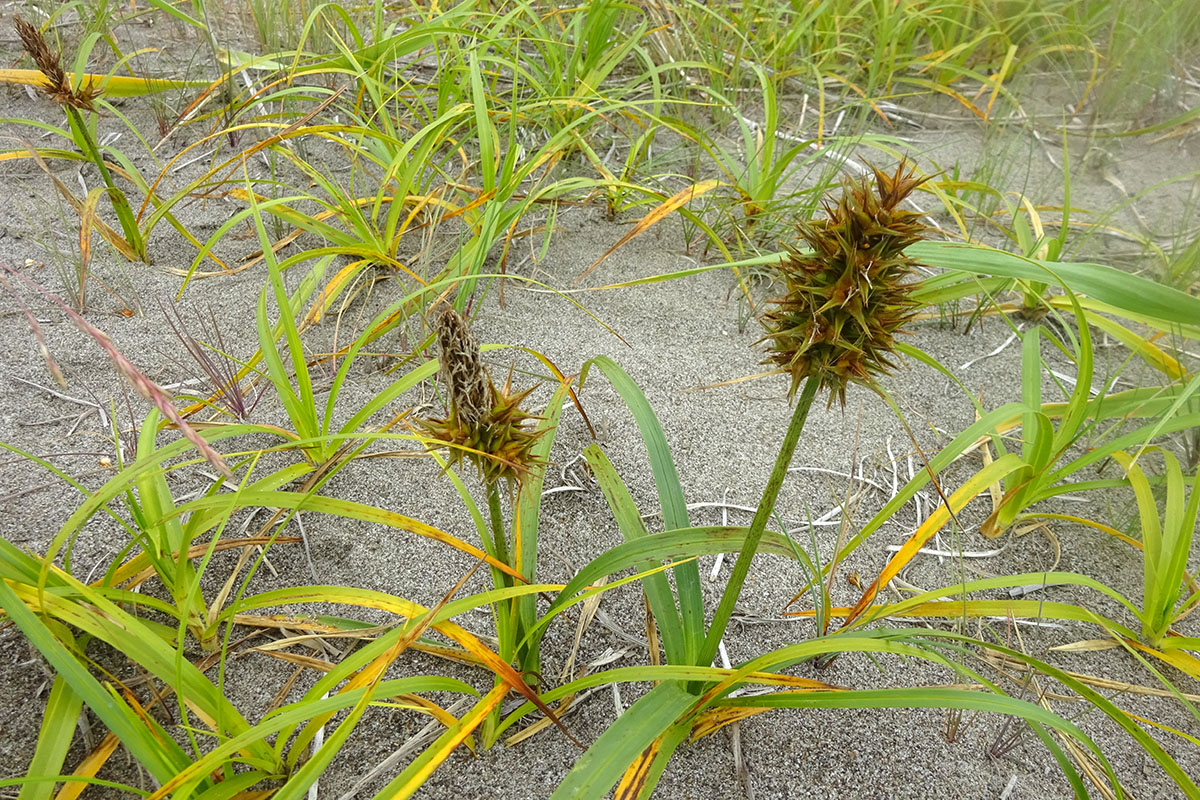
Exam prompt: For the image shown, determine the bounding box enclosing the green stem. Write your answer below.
[66,105,147,263]
[698,376,820,668]
[486,483,511,584]
[483,481,512,749]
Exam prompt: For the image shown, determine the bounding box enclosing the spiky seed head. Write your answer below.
[14,17,100,111]
[420,307,547,486]
[760,159,930,406]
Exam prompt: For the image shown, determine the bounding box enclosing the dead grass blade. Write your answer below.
[0,270,65,386]
[52,732,120,800]
[232,614,485,668]
[264,667,306,717]
[986,650,1200,702]
[105,536,300,589]
[18,143,139,262]
[575,180,720,284]
[560,577,606,683]
[254,648,336,672]
[77,187,107,307]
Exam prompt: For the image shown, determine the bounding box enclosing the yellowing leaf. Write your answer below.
[0,69,208,96]
[576,180,721,283]
[690,705,772,741]
[53,733,119,800]
[842,453,1025,628]
[614,734,666,800]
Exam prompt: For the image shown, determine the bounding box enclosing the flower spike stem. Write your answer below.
[699,376,820,669]
[65,106,147,263]
[486,484,512,588]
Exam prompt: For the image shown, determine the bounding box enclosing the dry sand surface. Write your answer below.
[0,35,1198,800]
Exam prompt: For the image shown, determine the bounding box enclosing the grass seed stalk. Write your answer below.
[14,16,147,264]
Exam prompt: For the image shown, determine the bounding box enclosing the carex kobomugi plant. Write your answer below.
[13,16,146,263]
[543,160,1025,797]
[701,159,931,665]
[417,303,553,740]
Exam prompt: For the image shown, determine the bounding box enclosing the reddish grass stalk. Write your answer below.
[160,299,261,421]
[2,264,233,478]
[0,271,66,388]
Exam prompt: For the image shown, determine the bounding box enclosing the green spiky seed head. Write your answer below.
[420,306,547,486]
[760,160,930,406]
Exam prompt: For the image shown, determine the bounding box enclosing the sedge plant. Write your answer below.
[509,160,1128,797]
[14,16,144,263]
[415,304,572,744]
[703,160,933,662]
[3,15,213,268]
[441,159,1161,796]
[1112,447,1200,651]
[514,163,1200,796]
[762,275,1200,690]
[1,279,572,795]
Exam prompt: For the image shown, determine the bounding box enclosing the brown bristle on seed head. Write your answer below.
[434,305,490,428]
[420,306,549,486]
[760,159,930,407]
[14,16,100,111]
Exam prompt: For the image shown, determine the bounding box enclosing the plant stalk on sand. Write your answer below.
[702,160,930,666]
[14,16,147,263]
[418,304,553,741]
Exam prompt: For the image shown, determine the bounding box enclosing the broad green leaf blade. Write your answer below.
[551,682,695,800]
[514,378,574,668]
[540,526,802,633]
[908,241,1200,328]
[583,442,685,662]
[584,356,702,662]
[18,674,82,800]
[1047,289,1094,458]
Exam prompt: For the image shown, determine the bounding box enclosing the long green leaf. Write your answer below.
[583,356,702,663]
[17,675,83,800]
[0,581,191,787]
[513,378,574,669]
[908,241,1200,327]
[583,443,686,663]
[550,682,696,800]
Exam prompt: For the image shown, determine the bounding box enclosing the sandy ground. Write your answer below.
[0,18,1199,800]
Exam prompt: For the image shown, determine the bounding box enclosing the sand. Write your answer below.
[1,16,1199,800]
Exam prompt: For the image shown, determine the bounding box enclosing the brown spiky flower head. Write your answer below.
[760,160,930,406]
[418,306,547,486]
[14,17,101,111]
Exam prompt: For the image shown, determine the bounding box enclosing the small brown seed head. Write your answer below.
[434,305,490,428]
[422,306,548,486]
[14,16,101,111]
